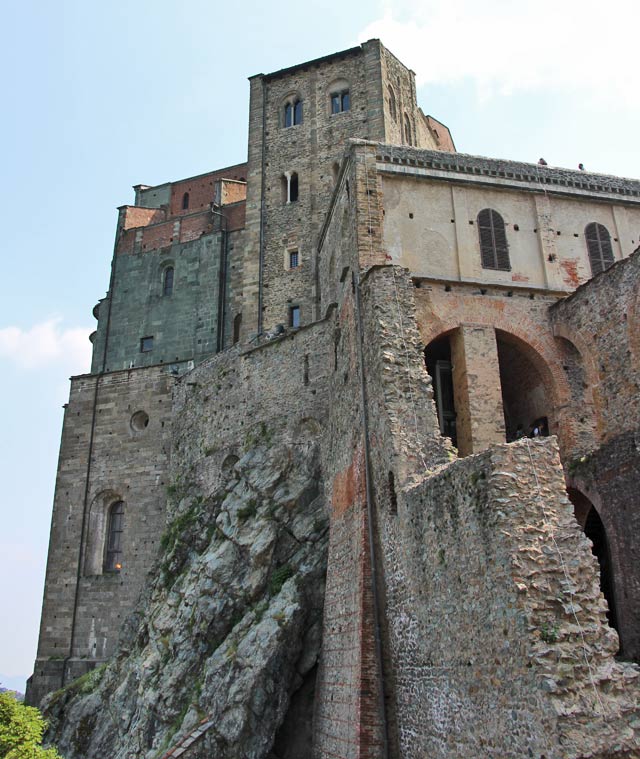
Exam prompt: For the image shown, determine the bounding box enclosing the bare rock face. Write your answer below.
[43,441,328,759]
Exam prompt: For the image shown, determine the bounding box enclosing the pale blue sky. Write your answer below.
[1,0,638,690]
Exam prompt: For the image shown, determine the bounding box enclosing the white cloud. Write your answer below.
[0,318,92,372]
[360,1,638,111]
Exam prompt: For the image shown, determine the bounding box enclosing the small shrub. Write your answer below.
[269,564,294,596]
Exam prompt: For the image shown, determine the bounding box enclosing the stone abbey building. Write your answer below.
[28,40,640,758]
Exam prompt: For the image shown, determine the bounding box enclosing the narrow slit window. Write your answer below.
[585,222,614,275]
[104,501,124,572]
[182,192,190,210]
[163,266,174,296]
[477,209,511,271]
[388,85,397,121]
[289,173,299,202]
[404,114,412,146]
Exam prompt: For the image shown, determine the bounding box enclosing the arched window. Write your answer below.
[404,114,412,146]
[233,314,242,345]
[478,208,511,270]
[388,85,397,122]
[282,172,299,203]
[163,266,174,296]
[284,99,303,127]
[182,192,190,210]
[104,501,124,572]
[585,222,614,275]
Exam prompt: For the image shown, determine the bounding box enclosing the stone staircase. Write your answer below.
[159,717,216,758]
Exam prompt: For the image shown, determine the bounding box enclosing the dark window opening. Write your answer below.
[140,336,154,352]
[425,336,457,447]
[289,305,300,329]
[163,266,174,296]
[289,250,299,269]
[388,471,398,514]
[331,90,350,114]
[104,501,124,572]
[585,222,614,276]
[290,173,299,202]
[285,99,303,127]
[388,85,397,121]
[404,114,412,146]
[478,208,511,270]
[182,192,190,210]
[233,314,242,345]
[304,354,309,386]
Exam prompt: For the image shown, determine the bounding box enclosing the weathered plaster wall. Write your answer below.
[381,173,640,291]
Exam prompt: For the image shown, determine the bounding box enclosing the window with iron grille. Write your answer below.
[585,222,614,275]
[477,208,511,271]
[289,250,299,269]
[104,501,124,572]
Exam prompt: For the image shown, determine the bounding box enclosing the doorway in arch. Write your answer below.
[568,487,619,634]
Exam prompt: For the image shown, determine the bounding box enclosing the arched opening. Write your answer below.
[233,313,242,345]
[163,266,174,296]
[182,192,190,210]
[104,500,124,573]
[425,333,457,447]
[404,113,412,146]
[568,488,619,633]
[496,330,551,441]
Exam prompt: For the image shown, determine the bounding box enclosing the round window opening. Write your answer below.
[131,410,150,432]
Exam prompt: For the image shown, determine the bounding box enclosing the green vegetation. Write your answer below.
[269,564,294,596]
[237,499,258,522]
[540,622,560,644]
[0,691,64,758]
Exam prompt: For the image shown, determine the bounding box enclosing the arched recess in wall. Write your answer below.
[567,487,619,636]
[552,322,603,443]
[553,335,597,452]
[417,306,573,450]
[233,314,242,345]
[424,326,562,452]
[84,490,124,576]
[424,331,458,446]
[495,329,555,442]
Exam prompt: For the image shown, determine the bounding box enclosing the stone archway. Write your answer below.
[567,487,619,635]
[496,329,552,442]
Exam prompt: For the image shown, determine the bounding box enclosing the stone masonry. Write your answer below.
[28,39,640,759]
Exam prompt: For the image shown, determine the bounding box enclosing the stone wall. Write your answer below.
[27,366,174,706]
[378,438,640,757]
[551,250,640,661]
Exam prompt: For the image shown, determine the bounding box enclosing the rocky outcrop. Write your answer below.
[43,440,328,759]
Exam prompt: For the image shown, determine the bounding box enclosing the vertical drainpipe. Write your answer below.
[257,76,267,337]
[65,211,121,686]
